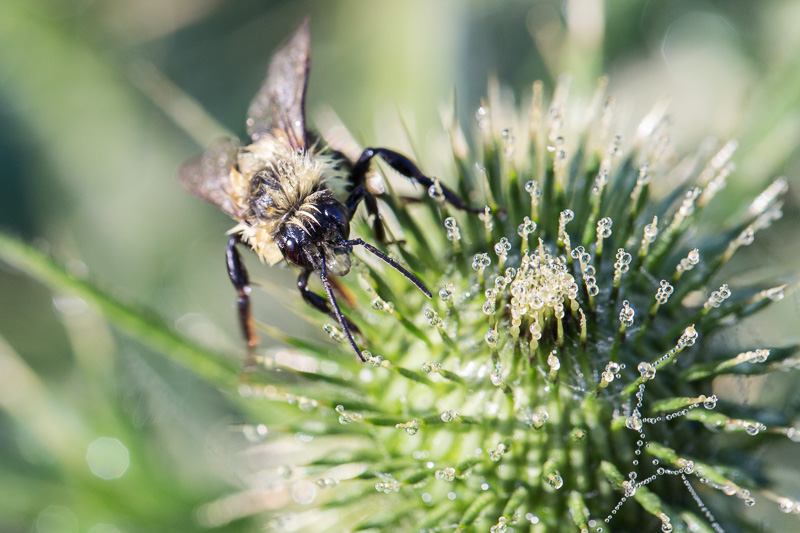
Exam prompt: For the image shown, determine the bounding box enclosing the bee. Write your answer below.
[179,18,481,362]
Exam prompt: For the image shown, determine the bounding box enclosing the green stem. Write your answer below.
[0,232,239,388]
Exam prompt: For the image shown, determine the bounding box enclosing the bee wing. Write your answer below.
[315,107,385,196]
[246,17,310,151]
[314,107,364,163]
[178,138,244,218]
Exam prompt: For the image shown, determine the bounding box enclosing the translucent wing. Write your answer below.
[315,107,385,196]
[246,17,310,151]
[315,107,364,163]
[178,138,244,218]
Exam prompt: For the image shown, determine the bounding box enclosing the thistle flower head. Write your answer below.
[210,78,798,532]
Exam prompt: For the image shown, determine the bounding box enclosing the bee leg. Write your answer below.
[318,260,365,362]
[363,189,387,243]
[351,147,485,214]
[343,238,432,298]
[226,234,259,367]
[297,269,361,335]
[342,177,386,243]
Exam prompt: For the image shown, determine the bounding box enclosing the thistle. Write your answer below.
[193,77,800,533]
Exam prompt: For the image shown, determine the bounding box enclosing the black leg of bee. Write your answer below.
[297,269,360,334]
[226,234,258,360]
[343,181,384,239]
[343,238,432,299]
[362,190,387,242]
[349,147,484,214]
[319,259,364,362]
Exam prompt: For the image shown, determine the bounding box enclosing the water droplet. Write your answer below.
[619,300,635,327]
[366,352,383,367]
[476,106,489,130]
[597,217,613,238]
[778,498,795,513]
[298,396,317,412]
[472,253,491,273]
[643,217,658,241]
[753,349,770,363]
[547,471,564,489]
[490,516,508,533]
[626,414,643,432]
[336,405,361,425]
[622,480,636,497]
[703,395,717,410]
[489,443,507,462]
[242,424,269,442]
[435,467,456,481]
[655,280,674,304]
[395,418,420,436]
[444,217,461,241]
[441,410,458,423]
[323,323,345,342]
[291,480,316,504]
[745,422,764,436]
[680,325,698,347]
[428,179,444,202]
[517,216,536,238]
[375,481,398,494]
[531,408,549,429]
[637,362,656,381]
[439,283,455,302]
[494,237,512,258]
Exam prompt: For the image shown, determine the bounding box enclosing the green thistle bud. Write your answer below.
[207,79,798,533]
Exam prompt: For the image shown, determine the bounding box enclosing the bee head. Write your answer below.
[276,200,352,276]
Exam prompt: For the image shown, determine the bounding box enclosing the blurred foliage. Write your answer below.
[0,0,798,531]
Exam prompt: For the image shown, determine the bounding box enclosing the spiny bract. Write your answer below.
[205,78,799,533]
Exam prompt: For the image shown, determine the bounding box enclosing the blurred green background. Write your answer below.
[1,0,799,531]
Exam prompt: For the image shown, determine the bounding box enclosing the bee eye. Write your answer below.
[283,237,302,264]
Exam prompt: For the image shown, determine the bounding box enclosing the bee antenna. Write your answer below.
[320,257,365,361]
[343,238,432,299]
